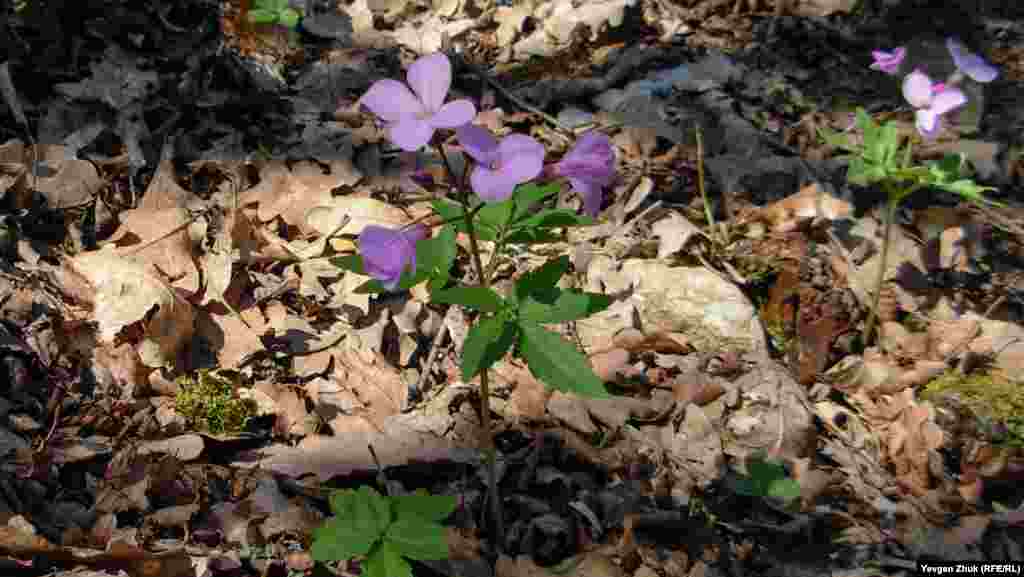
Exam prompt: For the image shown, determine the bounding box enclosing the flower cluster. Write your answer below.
[356,52,616,289]
[869,37,998,138]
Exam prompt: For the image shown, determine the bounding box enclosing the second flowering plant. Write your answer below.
[318,51,617,568]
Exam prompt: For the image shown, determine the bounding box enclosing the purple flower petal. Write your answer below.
[360,79,424,123]
[456,125,500,166]
[570,177,602,217]
[429,100,477,129]
[902,70,934,109]
[915,109,942,138]
[388,117,435,152]
[556,131,615,186]
[471,165,516,202]
[359,225,424,290]
[407,53,452,113]
[495,134,544,185]
[869,47,906,75]
[930,87,967,115]
[946,38,998,83]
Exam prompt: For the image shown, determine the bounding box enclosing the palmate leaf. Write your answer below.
[518,323,610,398]
[365,542,413,577]
[311,516,381,562]
[392,490,458,523]
[312,486,393,562]
[384,517,451,560]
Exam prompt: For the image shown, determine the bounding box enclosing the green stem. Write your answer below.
[436,141,505,550]
[696,127,718,243]
[864,193,898,354]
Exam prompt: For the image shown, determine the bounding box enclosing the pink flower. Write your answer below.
[358,224,428,290]
[869,47,906,75]
[360,53,477,152]
[456,125,545,202]
[552,131,616,217]
[946,37,998,83]
[902,69,966,139]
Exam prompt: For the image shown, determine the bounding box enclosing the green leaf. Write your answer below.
[312,516,381,562]
[253,0,288,11]
[736,453,801,502]
[365,542,414,577]
[246,9,279,23]
[475,200,515,239]
[431,286,505,313]
[431,200,468,233]
[343,486,393,531]
[816,126,858,153]
[278,7,300,28]
[518,290,612,324]
[514,255,569,302]
[312,487,392,562]
[501,228,563,245]
[934,180,1000,205]
[511,182,561,221]
[416,225,457,281]
[331,254,366,275]
[392,490,458,523]
[767,478,802,502]
[384,518,450,560]
[517,323,610,398]
[461,315,517,382]
[516,208,594,230]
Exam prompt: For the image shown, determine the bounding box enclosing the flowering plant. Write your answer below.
[819,39,1001,352]
[322,52,617,562]
[868,36,998,139]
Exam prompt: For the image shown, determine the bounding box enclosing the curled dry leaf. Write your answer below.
[305,195,411,238]
[241,160,361,232]
[651,212,709,259]
[68,248,195,369]
[751,183,852,233]
[671,377,725,406]
[590,348,631,382]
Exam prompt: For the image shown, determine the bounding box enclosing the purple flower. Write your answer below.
[456,125,545,202]
[946,37,998,83]
[360,53,477,152]
[869,46,906,75]
[358,224,428,290]
[553,131,616,217]
[902,69,967,138]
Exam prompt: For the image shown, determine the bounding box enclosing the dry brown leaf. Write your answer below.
[332,346,407,429]
[651,212,708,259]
[240,160,360,231]
[505,362,551,422]
[589,348,631,382]
[29,144,104,208]
[305,194,412,238]
[754,183,852,232]
[196,307,267,369]
[249,432,459,479]
[791,0,857,17]
[253,381,314,437]
[108,156,200,293]
[69,248,195,369]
